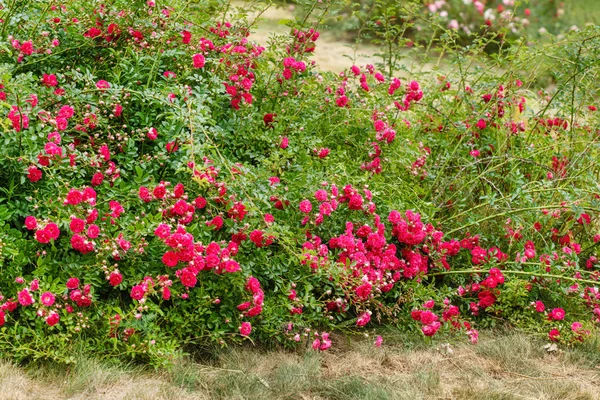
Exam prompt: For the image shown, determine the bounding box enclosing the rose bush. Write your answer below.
[0,0,598,365]
[333,0,574,52]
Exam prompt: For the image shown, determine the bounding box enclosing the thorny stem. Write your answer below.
[0,0,18,39]
[444,204,600,236]
[427,269,599,286]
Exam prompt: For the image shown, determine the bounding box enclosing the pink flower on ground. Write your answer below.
[374,336,384,347]
[356,311,371,327]
[312,338,321,350]
[466,329,479,344]
[320,333,332,350]
[422,321,441,337]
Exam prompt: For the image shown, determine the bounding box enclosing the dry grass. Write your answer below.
[2,331,600,399]
[235,2,437,74]
[239,2,378,73]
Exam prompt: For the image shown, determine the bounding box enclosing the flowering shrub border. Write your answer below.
[0,0,598,365]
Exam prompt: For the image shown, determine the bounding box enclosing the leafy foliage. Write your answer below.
[0,0,598,365]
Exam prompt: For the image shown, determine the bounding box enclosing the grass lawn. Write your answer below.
[2,331,600,399]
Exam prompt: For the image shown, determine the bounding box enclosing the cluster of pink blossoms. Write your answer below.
[25,217,60,244]
[288,28,319,55]
[155,223,241,288]
[312,332,332,351]
[456,268,506,315]
[349,64,385,92]
[10,33,59,63]
[295,185,490,334]
[281,57,306,80]
[411,299,459,337]
[65,187,100,253]
[298,184,376,227]
[130,275,173,303]
[21,102,82,183]
[531,301,591,342]
[219,34,265,109]
[0,277,93,329]
[394,80,424,111]
[236,276,264,323]
[361,115,400,174]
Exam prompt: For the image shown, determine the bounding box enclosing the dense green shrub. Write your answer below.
[0,0,598,365]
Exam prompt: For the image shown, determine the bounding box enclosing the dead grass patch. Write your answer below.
[2,332,600,399]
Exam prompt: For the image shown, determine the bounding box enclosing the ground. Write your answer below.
[2,332,599,399]
[241,2,436,74]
